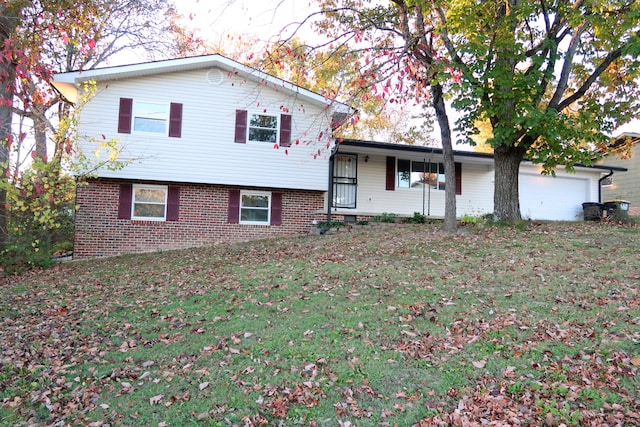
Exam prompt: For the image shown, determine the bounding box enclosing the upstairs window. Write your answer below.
[234,110,291,146]
[134,101,168,134]
[118,98,182,137]
[249,113,278,143]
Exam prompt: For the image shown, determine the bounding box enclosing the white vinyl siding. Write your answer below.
[74,68,334,191]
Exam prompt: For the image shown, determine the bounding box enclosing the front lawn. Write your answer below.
[1,222,638,426]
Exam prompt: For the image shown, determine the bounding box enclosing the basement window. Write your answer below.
[132,184,168,220]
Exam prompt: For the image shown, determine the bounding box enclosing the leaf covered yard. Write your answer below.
[1,222,639,426]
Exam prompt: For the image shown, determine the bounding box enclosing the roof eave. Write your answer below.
[337,138,628,172]
[53,54,352,112]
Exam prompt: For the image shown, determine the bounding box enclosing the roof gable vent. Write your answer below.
[207,68,224,85]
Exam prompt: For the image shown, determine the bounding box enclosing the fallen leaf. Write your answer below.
[472,360,486,369]
[150,394,164,405]
[199,382,210,390]
[630,356,640,366]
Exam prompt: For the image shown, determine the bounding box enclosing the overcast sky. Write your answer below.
[177,0,320,48]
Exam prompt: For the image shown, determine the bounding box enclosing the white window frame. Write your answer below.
[239,190,271,225]
[132,100,169,135]
[132,184,168,221]
[247,112,280,143]
[398,159,446,190]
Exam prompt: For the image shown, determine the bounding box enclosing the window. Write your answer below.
[248,113,278,143]
[234,110,291,146]
[240,191,271,224]
[398,160,446,190]
[132,184,167,220]
[133,101,169,134]
[118,98,182,137]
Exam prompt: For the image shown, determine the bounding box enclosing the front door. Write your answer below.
[333,154,357,208]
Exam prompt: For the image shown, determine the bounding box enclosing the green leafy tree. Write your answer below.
[435,0,640,220]
[278,0,639,223]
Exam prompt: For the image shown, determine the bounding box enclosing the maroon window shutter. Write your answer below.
[118,98,133,134]
[279,114,292,147]
[234,110,247,143]
[228,189,240,223]
[455,162,462,195]
[385,156,395,191]
[117,183,133,219]
[166,186,180,221]
[271,192,282,225]
[168,103,183,138]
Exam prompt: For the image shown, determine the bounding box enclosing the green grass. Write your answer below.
[1,221,638,426]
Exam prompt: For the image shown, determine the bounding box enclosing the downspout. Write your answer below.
[598,170,614,203]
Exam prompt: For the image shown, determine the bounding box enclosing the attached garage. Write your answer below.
[519,173,590,221]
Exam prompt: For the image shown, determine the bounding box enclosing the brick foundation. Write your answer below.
[74,179,325,259]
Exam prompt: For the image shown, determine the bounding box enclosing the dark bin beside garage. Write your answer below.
[582,202,604,221]
[604,200,630,219]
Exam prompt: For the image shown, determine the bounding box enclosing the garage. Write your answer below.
[519,173,590,220]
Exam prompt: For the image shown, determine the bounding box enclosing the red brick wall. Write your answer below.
[74,179,325,259]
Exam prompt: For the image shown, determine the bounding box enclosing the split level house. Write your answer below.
[53,54,627,259]
[53,54,352,259]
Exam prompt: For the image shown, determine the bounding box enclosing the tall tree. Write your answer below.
[435,0,640,220]
[0,2,21,249]
[275,0,459,229]
[282,0,639,222]
[1,0,207,254]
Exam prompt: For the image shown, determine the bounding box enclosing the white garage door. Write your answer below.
[519,173,589,221]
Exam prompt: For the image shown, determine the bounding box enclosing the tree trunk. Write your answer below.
[33,110,48,161]
[0,6,19,250]
[493,145,526,221]
[431,82,457,231]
